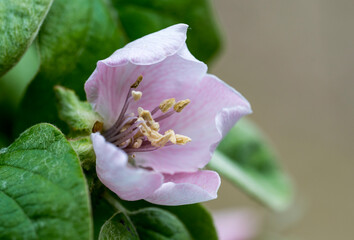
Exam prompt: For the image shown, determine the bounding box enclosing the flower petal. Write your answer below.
[102,23,189,66]
[135,74,252,174]
[213,209,260,240]
[144,170,221,206]
[84,24,207,127]
[91,133,163,201]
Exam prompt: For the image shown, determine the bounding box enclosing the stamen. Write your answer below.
[174,99,190,112]
[165,129,176,144]
[175,134,191,145]
[130,75,143,88]
[151,106,160,115]
[159,98,175,113]
[131,90,142,101]
[109,120,142,143]
[119,139,131,149]
[112,126,141,146]
[151,130,174,147]
[103,115,136,138]
[154,110,175,122]
[132,138,143,148]
[103,75,192,154]
[92,121,103,133]
[125,145,159,153]
[138,108,160,131]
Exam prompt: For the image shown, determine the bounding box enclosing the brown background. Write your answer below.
[206,1,354,239]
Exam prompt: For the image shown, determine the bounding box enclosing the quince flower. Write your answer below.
[85,24,251,205]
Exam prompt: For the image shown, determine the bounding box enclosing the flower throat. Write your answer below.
[93,75,191,154]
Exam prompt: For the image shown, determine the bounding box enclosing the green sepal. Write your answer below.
[54,86,102,137]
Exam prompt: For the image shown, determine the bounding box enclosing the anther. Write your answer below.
[159,98,175,113]
[132,138,143,148]
[130,75,143,88]
[175,134,192,145]
[92,121,104,133]
[174,99,191,113]
[131,90,142,101]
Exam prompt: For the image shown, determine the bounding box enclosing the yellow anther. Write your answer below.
[132,138,143,148]
[165,129,176,144]
[138,107,160,131]
[151,130,174,147]
[159,98,176,113]
[150,122,160,131]
[138,107,153,122]
[174,99,190,113]
[175,134,191,145]
[131,90,142,101]
[130,75,143,88]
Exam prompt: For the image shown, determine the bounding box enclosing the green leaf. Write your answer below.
[0,123,92,239]
[129,207,192,240]
[112,0,222,63]
[0,0,53,76]
[96,193,213,240]
[99,212,139,240]
[119,200,218,240]
[209,118,293,211]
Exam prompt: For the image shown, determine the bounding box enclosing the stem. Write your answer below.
[102,190,127,213]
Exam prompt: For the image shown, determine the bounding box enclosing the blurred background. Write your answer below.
[206,0,354,239]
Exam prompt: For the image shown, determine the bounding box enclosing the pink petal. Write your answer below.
[85,24,206,127]
[91,133,163,201]
[213,209,260,240]
[135,74,252,174]
[144,170,221,206]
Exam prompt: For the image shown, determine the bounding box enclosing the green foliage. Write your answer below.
[95,193,215,240]
[99,212,139,240]
[0,0,53,76]
[0,124,92,239]
[115,199,218,240]
[129,208,191,240]
[209,118,293,211]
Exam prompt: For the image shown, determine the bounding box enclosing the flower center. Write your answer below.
[94,75,191,154]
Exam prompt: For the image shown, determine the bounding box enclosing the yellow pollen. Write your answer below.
[138,107,160,131]
[159,98,176,113]
[132,138,143,148]
[151,130,174,147]
[131,90,142,101]
[130,75,143,88]
[175,134,192,145]
[165,129,176,144]
[174,99,190,113]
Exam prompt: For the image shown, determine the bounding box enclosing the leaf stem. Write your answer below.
[102,190,127,213]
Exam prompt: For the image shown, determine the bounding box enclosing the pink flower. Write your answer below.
[85,24,251,205]
[213,209,260,240]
